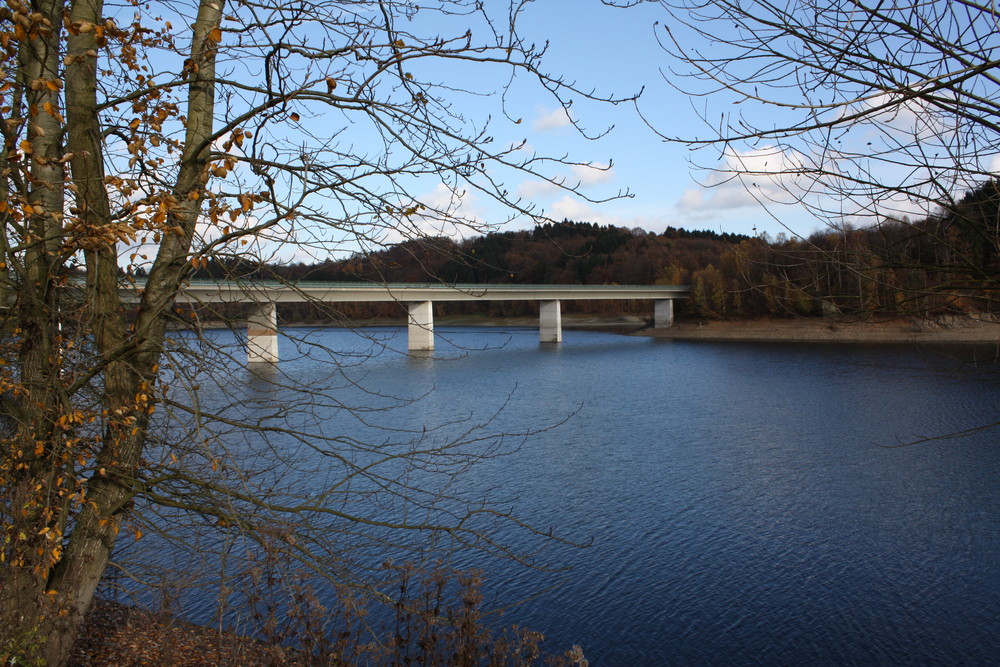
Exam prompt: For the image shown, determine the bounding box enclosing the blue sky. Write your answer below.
[128,0,829,268]
[125,0,993,267]
[470,0,821,240]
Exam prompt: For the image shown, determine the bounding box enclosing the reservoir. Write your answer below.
[130,327,1000,664]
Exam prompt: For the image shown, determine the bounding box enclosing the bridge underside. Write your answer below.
[246,297,677,362]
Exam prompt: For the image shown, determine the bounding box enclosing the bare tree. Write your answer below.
[642,0,1000,226]
[0,1,628,663]
[622,0,1000,318]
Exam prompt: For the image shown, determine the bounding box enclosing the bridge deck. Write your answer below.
[118,281,689,361]
[166,281,689,304]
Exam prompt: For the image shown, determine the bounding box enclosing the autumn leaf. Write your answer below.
[42,102,63,122]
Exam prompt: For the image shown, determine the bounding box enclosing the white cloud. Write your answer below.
[548,195,622,225]
[851,90,948,143]
[674,142,953,231]
[516,162,616,200]
[532,106,572,131]
[675,146,806,218]
[540,195,676,233]
[374,183,489,246]
[419,182,485,223]
[508,140,536,154]
[571,162,615,187]
[518,178,561,199]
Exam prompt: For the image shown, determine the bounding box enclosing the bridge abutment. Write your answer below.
[540,299,562,343]
[247,302,279,364]
[407,300,435,351]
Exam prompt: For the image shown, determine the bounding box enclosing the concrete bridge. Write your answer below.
[165,281,689,362]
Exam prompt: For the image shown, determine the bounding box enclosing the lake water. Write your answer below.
[127,327,1000,665]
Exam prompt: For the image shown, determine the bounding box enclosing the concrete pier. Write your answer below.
[247,302,279,364]
[155,282,689,363]
[407,300,435,351]
[654,299,674,328]
[539,300,562,343]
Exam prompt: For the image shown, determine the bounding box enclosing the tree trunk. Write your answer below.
[0,0,226,662]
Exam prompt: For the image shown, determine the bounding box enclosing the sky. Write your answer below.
[457,0,821,241]
[125,0,838,268]
[120,0,999,267]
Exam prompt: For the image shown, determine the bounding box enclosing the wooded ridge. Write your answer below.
[183,179,1000,323]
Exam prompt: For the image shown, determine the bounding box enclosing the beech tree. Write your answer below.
[0,1,626,663]
[644,0,1000,301]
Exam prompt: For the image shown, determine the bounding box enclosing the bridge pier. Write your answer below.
[162,282,689,364]
[247,302,279,364]
[540,299,562,343]
[408,300,435,351]
[654,299,674,328]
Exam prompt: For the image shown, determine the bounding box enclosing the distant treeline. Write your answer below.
[186,180,1000,322]
[190,222,750,321]
[717,179,1000,319]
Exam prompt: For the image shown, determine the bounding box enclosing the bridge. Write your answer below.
[162,281,689,362]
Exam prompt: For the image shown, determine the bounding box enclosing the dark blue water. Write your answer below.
[128,327,1000,665]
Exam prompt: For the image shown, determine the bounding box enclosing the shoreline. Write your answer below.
[639,317,1000,344]
[190,314,999,344]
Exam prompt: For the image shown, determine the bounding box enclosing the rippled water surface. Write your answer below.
[136,327,1000,665]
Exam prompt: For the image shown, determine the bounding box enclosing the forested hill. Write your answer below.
[200,221,747,287]
[722,179,1000,320]
[191,179,1000,321]
[193,221,750,319]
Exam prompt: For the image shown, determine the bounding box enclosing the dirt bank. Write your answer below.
[640,317,1000,344]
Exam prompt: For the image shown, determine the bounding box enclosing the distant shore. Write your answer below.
[197,313,1000,344]
[640,316,1000,344]
[311,313,1000,343]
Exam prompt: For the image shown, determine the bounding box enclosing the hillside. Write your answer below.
[184,179,1000,324]
[190,221,747,321]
